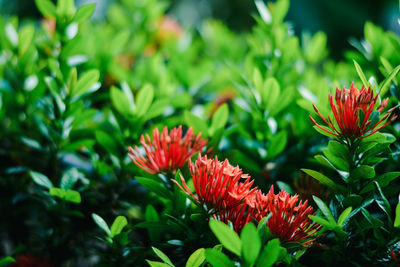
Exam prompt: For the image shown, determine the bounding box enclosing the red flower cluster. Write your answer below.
[310,82,397,140]
[176,154,320,244]
[128,126,207,174]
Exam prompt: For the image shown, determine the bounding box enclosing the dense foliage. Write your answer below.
[1,0,400,266]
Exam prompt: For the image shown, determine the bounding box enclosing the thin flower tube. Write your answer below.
[128,126,207,174]
[310,82,397,140]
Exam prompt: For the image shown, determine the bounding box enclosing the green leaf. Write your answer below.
[135,84,154,117]
[305,32,327,64]
[379,64,400,96]
[0,256,15,266]
[56,0,75,18]
[49,187,66,198]
[110,216,128,238]
[322,147,349,172]
[313,196,335,224]
[152,247,175,267]
[350,165,375,181]
[209,220,242,256]
[146,260,171,267]
[92,213,111,236]
[136,177,172,199]
[241,223,261,265]
[261,77,280,111]
[312,125,337,138]
[337,207,352,226]
[353,60,370,88]
[73,3,96,22]
[65,189,81,203]
[267,130,287,159]
[374,182,391,220]
[394,202,400,228]
[18,25,34,57]
[205,249,235,267]
[110,86,133,116]
[309,215,335,229]
[185,248,205,267]
[301,169,343,191]
[95,130,119,156]
[35,0,57,18]
[360,172,400,193]
[209,103,229,136]
[30,171,54,189]
[71,69,100,98]
[184,111,208,138]
[256,239,281,267]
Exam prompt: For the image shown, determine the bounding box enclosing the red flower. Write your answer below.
[174,154,256,212]
[310,82,397,140]
[128,126,207,174]
[257,186,321,244]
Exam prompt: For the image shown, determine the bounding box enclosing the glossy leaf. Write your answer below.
[209,220,241,256]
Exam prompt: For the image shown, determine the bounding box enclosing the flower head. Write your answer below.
[174,154,256,212]
[128,126,207,174]
[260,186,321,244]
[310,82,397,140]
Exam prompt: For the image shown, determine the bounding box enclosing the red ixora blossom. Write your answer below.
[174,154,257,213]
[128,126,207,174]
[310,82,397,140]
[258,186,321,244]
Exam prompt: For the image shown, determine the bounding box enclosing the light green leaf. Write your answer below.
[111,86,133,116]
[65,189,81,203]
[92,213,111,236]
[353,60,370,88]
[205,249,235,267]
[185,248,205,267]
[18,25,34,57]
[152,247,175,267]
[394,202,400,228]
[146,260,171,267]
[337,207,352,226]
[35,0,57,18]
[49,187,66,199]
[379,64,400,96]
[135,84,154,117]
[209,220,242,256]
[110,216,128,238]
[30,171,54,189]
[73,3,96,22]
[241,223,261,265]
[71,69,100,98]
[256,239,280,267]
[267,130,287,159]
[184,111,208,138]
[209,103,229,136]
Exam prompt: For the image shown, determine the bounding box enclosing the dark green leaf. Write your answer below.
[136,177,172,199]
[313,196,335,224]
[350,165,375,181]
[267,130,287,159]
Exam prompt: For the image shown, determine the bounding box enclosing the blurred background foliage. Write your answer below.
[1,0,399,59]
